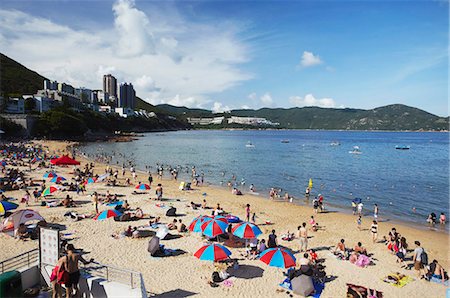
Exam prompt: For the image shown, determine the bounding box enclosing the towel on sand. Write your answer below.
[382,273,414,288]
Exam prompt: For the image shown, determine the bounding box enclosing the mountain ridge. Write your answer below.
[1,52,448,131]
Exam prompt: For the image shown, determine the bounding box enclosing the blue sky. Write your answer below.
[0,0,448,115]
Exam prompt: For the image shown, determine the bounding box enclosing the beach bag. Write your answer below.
[421,250,428,265]
[212,271,222,283]
[166,207,176,217]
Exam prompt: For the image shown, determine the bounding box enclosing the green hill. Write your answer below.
[157,104,449,131]
[0,53,47,97]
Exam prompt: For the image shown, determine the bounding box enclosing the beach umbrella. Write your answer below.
[308,178,313,189]
[201,218,228,238]
[259,248,296,269]
[194,243,231,262]
[31,157,41,163]
[42,186,59,196]
[93,209,122,221]
[135,183,151,190]
[84,178,96,185]
[232,222,262,239]
[148,236,160,255]
[188,215,213,233]
[50,176,66,183]
[0,201,19,216]
[43,172,57,178]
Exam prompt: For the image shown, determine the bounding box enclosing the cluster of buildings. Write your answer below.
[187,116,279,126]
[1,74,152,118]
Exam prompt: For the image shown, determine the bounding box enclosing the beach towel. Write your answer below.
[382,273,414,288]
[355,254,371,267]
[106,201,123,206]
[430,276,449,286]
[347,283,383,298]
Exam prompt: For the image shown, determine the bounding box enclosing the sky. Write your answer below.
[0,0,448,116]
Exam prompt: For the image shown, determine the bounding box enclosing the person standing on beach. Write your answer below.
[155,184,163,200]
[298,223,308,252]
[245,204,251,222]
[413,241,426,278]
[371,220,378,243]
[148,174,153,186]
[357,202,363,216]
[356,216,362,231]
[62,244,93,298]
[92,192,99,214]
[374,204,379,219]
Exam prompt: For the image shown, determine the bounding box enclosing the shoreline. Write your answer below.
[76,132,449,235]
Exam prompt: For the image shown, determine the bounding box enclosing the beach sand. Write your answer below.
[0,140,448,297]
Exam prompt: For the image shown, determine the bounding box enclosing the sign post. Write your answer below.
[39,227,60,267]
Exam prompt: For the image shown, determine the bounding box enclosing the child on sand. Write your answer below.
[357,216,362,231]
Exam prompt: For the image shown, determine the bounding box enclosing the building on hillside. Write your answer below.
[187,117,224,125]
[99,105,113,113]
[103,74,117,100]
[115,107,134,118]
[35,89,84,111]
[118,83,135,110]
[43,80,58,91]
[4,98,25,114]
[75,87,93,104]
[94,90,109,104]
[57,83,75,95]
[227,116,279,126]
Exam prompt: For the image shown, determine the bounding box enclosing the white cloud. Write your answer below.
[0,0,252,108]
[289,94,336,108]
[211,101,231,113]
[299,51,323,68]
[241,105,251,109]
[247,92,257,101]
[260,92,273,106]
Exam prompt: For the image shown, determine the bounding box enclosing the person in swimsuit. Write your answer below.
[370,220,378,243]
[439,213,446,225]
[429,260,446,283]
[245,204,250,222]
[62,244,93,298]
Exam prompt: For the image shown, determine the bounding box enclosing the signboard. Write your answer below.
[39,227,60,266]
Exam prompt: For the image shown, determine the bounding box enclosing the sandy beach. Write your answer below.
[0,140,448,298]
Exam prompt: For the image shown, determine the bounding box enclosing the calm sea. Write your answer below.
[79,130,449,229]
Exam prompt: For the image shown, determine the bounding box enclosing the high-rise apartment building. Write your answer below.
[103,74,117,99]
[118,82,135,110]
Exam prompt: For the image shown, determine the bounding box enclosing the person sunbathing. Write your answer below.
[354,242,367,255]
[178,219,187,233]
[168,219,178,230]
[62,195,76,208]
[333,239,348,259]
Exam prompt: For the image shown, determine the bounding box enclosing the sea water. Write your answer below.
[79,130,449,230]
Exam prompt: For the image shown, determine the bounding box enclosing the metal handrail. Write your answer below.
[0,249,39,274]
[81,262,144,289]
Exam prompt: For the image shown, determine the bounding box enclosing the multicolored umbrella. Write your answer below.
[201,218,228,238]
[50,176,66,183]
[0,201,19,216]
[93,209,122,221]
[232,222,262,239]
[31,157,41,163]
[259,248,296,269]
[43,172,58,178]
[42,186,59,196]
[188,215,213,233]
[84,178,96,185]
[135,183,151,190]
[194,243,231,262]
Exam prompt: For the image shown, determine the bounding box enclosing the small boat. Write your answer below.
[281,140,290,143]
[245,141,255,148]
[349,146,362,154]
[395,145,410,150]
[330,141,340,146]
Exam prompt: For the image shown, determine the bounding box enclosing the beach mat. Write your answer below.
[382,273,414,288]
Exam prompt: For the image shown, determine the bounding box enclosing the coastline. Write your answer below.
[1,139,448,297]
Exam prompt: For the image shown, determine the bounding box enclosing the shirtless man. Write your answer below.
[297,222,308,252]
[62,244,93,298]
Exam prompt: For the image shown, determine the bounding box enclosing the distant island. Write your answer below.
[0,52,448,139]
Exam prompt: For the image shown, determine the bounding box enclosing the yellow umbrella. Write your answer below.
[308,178,313,189]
